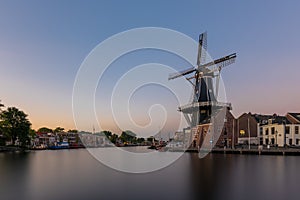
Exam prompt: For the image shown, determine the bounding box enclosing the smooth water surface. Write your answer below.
[0,148,299,200]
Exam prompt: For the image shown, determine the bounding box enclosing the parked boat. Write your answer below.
[48,141,69,150]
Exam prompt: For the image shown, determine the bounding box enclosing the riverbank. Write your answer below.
[3,145,300,156]
[0,144,150,152]
[210,148,300,156]
[0,146,27,152]
[165,146,300,156]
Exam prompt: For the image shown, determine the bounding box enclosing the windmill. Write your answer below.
[169,32,236,148]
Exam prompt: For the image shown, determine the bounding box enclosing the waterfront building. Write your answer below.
[34,132,56,147]
[215,109,237,148]
[32,132,84,148]
[236,113,281,145]
[79,132,110,147]
[261,113,300,147]
[236,113,259,145]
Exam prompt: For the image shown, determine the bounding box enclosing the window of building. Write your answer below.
[265,128,269,135]
[296,139,300,145]
[240,130,245,136]
[295,126,299,134]
[224,128,227,136]
[260,127,263,135]
[289,139,293,145]
[285,126,290,134]
[271,127,275,135]
[271,138,275,145]
[265,138,269,145]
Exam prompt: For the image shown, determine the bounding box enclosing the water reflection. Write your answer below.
[0,152,31,199]
[0,149,300,200]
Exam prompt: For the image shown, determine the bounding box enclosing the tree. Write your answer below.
[110,134,118,143]
[0,101,5,145]
[137,137,145,144]
[101,130,112,139]
[0,100,4,112]
[29,129,36,137]
[0,107,31,146]
[68,129,78,133]
[0,100,4,133]
[54,127,64,133]
[120,130,136,143]
[37,127,53,133]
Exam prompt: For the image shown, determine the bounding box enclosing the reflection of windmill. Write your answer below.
[169,32,236,128]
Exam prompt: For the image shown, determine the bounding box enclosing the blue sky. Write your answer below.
[0,0,299,134]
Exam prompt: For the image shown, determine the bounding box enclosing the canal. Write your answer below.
[0,148,299,200]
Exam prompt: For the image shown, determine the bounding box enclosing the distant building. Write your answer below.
[79,132,109,147]
[215,110,237,148]
[34,132,56,147]
[236,113,282,145]
[261,113,300,147]
[236,113,256,145]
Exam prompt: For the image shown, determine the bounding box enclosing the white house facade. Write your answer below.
[262,123,300,147]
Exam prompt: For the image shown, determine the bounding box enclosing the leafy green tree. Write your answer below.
[54,127,64,133]
[29,129,36,138]
[37,127,53,133]
[101,130,112,139]
[120,130,136,143]
[110,133,118,143]
[0,107,31,146]
[0,100,5,145]
[68,129,78,133]
[0,100,4,134]
[0,100,4,111]
[137,137,145,143]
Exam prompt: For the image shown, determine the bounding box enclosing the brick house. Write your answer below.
[215,109,237,148]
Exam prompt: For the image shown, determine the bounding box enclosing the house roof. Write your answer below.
[287,113,300,123]
[251,113,290,125]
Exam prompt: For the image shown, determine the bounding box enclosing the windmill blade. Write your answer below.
[200,32,207,65]
[215,73,220,99]
[168,67,196,80]
[197,32,207,67]
[200,53,236,70]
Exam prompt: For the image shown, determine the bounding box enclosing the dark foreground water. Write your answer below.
[0,148,299,200]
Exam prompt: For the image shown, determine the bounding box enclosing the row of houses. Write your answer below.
[31,131,111,148]
[225,111,300,148]
[32,132,82,148]
[173,110,300,149]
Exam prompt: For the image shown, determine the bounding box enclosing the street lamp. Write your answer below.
[283,119,286,148]
[275,130,278,148]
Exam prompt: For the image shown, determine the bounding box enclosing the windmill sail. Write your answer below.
[197,32,207,67]
[168,67,196,80]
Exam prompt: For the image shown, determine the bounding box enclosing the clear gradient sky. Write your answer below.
[0,1,299,134]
